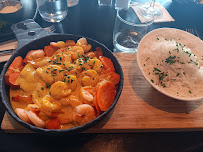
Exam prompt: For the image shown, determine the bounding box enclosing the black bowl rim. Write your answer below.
[0,33,124,134]
[0,0,23,14]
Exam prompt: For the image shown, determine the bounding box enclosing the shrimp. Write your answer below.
[26,110,45,128]
[73,104,96,125]
[69,46,84,60]
[50,41,66,48]
[81,86,96,103]
[25,49,45,61]
[16,108,32,124]
[36,65,64,85]
[41,95,61,112]
[58,95,82,124]
[50,81,71,100]
[84,58,103,73]
[82,69,99,86]
[27,104,40,111]
[65,75,77,90]
[60,95,82,107]
[76,37,88,46]
[76,38,92,53]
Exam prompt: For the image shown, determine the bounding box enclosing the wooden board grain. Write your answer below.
[2,53,203,133]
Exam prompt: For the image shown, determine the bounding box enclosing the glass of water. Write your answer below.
[113,5,154,53]
[36,0,68,23]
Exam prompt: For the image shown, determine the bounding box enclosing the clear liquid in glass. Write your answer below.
[38,0,68,22]
[113,30,143,53]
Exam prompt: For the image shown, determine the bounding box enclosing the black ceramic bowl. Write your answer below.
[0,34,123,134]
[0,0,23,21]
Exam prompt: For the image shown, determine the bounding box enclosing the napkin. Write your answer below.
[131,2,175,23]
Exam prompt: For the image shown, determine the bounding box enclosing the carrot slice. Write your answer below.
[101,72,120,85]
[5,56,24,85]
[44,45,56,57]
[46,119,61,129]
[9,56,23,70]
[66,40,76,46]
[94,94,101,116]
[9,72,20,87]
[99,56,115,73]
[94,47,103,57]
[97,81,116,111]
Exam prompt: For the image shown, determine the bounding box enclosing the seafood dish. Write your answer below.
[5,37,120,129]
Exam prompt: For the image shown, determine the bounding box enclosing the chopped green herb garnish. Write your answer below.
[59,69,65,72]
[41,87,44,90]
[151,79,154,83]
[157,38,159,40]
[165,56,177,65]
[153,67,161,72]
[146,57,150,61]
[176,73,180,76]
[189,90,192,93]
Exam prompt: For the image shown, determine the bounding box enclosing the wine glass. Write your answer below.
[148,0,163,19]
[132,0,163,19]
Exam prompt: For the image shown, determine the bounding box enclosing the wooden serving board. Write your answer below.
[2,53,203,133]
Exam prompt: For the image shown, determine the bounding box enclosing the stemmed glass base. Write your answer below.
[136,2,163,20]
[148,6,163,19]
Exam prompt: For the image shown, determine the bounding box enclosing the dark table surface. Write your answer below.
[0,0,203,151]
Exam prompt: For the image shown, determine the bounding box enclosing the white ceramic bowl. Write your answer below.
[137,28,203,101]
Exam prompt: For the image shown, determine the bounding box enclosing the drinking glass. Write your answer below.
[36,0,68,23]
[113,5,154,53]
